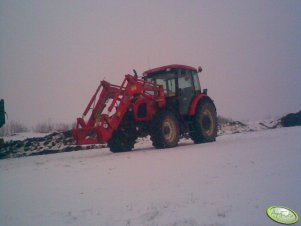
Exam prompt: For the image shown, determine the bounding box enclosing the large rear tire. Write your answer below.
[190,102,217,143]
[150,110,180,149]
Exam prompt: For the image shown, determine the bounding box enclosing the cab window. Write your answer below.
[192,71,201,91]
[178,70,194,90]
[146,70,176,97]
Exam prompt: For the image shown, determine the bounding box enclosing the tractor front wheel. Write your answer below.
[107,129,137,153]
[107,114,137,153]
[150,110,180,149]
[190,102,217,143]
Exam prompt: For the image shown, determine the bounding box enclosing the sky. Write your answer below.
[0,0,301,127]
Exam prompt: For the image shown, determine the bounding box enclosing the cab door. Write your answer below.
[177,70,195,115]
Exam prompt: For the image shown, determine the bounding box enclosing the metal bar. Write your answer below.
[108,76,128,112]
[83,84,102,116]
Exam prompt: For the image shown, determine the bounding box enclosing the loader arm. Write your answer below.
[72,74,166,145]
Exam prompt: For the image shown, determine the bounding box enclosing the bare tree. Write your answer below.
[33,119,54,133]
[0,120,29,136]
[33,119,73,133]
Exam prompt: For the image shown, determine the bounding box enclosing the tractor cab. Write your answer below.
[143,64,202,114]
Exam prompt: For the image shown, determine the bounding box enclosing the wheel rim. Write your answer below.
[162,118,177,142]
[201,110,214,135]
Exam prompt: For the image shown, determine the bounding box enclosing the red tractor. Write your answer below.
[72,64,217,152]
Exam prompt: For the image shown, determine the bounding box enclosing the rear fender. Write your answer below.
[188,94,215,116]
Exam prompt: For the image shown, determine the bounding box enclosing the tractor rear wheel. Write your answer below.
[190,102,217,143]
[150,110,180,149]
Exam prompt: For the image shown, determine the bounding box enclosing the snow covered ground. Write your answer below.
[0,126,300,226]
[3,132,51,142]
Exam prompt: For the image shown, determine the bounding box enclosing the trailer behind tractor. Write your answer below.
[72,64,217,152]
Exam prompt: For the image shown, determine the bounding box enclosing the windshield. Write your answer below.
[146,70,177,97]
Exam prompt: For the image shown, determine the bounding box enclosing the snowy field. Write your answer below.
[0,126,300,226]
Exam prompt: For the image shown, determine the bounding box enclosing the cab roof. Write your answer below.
[143,64,197,76]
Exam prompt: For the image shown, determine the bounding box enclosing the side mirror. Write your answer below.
[198,66,202,73]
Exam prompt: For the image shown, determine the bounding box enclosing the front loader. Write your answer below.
[72,64,217,152]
